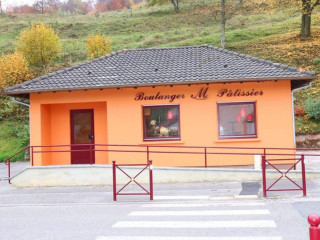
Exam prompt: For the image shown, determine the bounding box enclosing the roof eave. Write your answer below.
[2,75,317,96]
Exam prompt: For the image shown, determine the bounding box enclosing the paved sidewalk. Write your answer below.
[0,158,319,206]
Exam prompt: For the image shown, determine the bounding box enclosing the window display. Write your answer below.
[218,102,256,139]
[143,105,180,140]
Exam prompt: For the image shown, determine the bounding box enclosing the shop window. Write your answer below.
[218,102,257,139]
[143,105,180,141]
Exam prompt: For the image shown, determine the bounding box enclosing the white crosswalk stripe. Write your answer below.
[113,220,277,228]
[142,202,266,208]
[154,195,210,200]
[97,237,283,240]
[129,209,270,216]
[105,199,283,240]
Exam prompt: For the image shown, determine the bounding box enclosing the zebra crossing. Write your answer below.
[97,197,283,240]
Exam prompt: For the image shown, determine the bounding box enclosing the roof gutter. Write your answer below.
[291,82,312,145]
[12,97,30,107]
[3,76,318,96]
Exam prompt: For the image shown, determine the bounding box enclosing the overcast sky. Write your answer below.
[2,0,68,9]
[2,0,36,9]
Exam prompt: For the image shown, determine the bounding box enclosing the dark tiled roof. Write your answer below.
[3,45,317,95]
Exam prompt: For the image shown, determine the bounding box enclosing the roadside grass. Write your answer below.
[0,120,29,162]
[1,3,319,63]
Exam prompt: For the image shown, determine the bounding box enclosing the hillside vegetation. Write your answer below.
[0,0,320,159]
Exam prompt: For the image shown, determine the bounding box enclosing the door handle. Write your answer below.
[88,134,94,140]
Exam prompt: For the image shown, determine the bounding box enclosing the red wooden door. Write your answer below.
[70,109,95,164]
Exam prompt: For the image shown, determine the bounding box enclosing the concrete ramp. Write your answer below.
[10,164,320,187]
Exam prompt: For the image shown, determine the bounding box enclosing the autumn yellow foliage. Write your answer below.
[17,24,61,68]
[0,52,33,91]
[87,34,112,59]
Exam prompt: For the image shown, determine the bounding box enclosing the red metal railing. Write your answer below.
[3,144,320,197]
[262,155,307,197]
[112,160,153,201]
[28,143,320,165]
[308,214,320,240]
[3,146,30,184]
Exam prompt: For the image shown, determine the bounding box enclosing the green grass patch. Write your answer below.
[0,120,29,162]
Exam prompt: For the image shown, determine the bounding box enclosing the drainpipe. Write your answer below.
[292,82,312,145]
[11,97,30,107]
[11,97,31,162]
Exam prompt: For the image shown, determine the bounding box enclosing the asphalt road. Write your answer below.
[0,182,319,240]
[0,161,320,240]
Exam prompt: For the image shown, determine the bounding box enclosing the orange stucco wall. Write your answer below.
[30,80,295,166]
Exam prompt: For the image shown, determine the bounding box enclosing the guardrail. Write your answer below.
[3,144,320,197]
[112,160,153,201]
[3,146,30,184]
[27,143,320,166]
[262,155,307,197]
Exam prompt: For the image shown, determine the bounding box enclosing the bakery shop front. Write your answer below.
[3,45,317,167]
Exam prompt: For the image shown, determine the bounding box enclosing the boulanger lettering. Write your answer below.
[135,92,185,103]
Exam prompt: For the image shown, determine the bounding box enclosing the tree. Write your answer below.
[46,0,62,13]
[146,0,178,13]
[33,0,47,13]
[66,0,82,14]
[220,0,226,48]
[0,52,33,91]
[300,0,320,38]
[13,5,38,14]
[211,0,240,48]
[17,24,61,68]
[0,0,3,14]
[170,0,179,12]
[87,34,112,59]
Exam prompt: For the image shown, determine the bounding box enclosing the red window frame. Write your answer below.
[142,104,181,141]
[217,101,257,139]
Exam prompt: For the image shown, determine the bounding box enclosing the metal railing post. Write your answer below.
[112,160,117,201]
[301,154,307,197]
[8,158,11,184]
[31,146,34,166]
[149,160,153,200]
[89,144,93,165]
[308,214,320,240]
[147,146,150,164]
[204,147,207,168]
[262,155,267,198]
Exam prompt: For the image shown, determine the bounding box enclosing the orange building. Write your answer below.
[3,45,317,167]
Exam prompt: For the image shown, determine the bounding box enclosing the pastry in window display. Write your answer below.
[147,119,160,137]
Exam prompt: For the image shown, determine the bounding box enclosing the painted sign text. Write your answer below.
[135,92,185,103]
[217,89,263,97]
[191,87,209,100]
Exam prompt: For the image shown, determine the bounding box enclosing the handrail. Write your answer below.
[3,146,30,184]
[2,143,320,189]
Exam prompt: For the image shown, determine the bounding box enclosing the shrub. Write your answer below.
[0,52,33,91]
[17,24,61,68]
[87,34,112,59]
[294,106,305,116]
[305,98,320,120]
